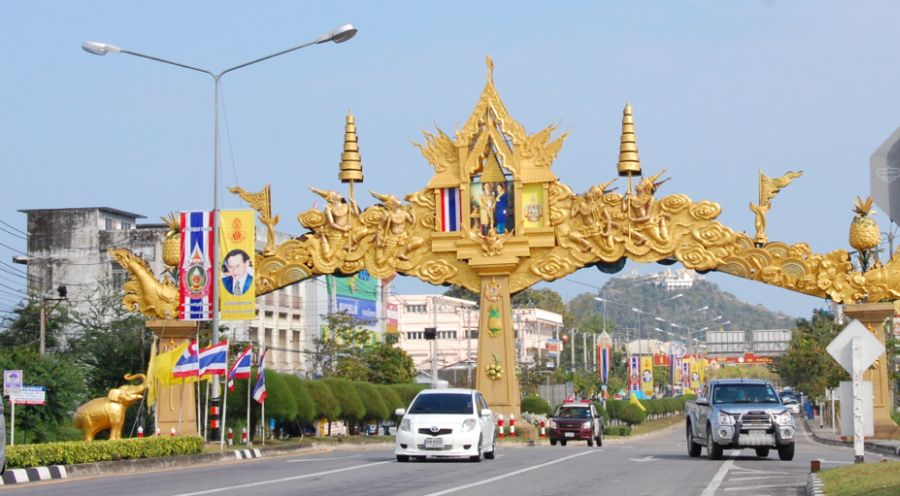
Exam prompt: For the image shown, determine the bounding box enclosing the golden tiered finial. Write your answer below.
[339,112,363,204]
[617,103,642,194]
[486,55,494,83]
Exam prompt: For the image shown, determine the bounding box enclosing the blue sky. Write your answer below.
[2,1,900,319]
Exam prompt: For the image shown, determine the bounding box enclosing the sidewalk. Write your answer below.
[802,414,900,458]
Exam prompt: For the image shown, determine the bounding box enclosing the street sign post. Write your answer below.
[826,319,886,463]
[3,369,23,396]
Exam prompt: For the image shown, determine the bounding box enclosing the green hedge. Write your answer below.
[521,395,552,416]
[6,436,203,468]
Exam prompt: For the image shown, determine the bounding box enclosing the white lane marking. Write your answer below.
[725,484,802,492]
[418,450,597,496]
[819,459,854,465]
[701,452,737,496]
[169,461,391,496]
[285,455,360,463]
[628,456,658,462]
[728,476,805,482]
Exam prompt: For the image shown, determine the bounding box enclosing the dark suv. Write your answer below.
[549,400,603,447]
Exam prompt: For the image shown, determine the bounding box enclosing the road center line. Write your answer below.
[418,450,598,496]
[285,455,360,463]
[168,461,392,496]
[724,483,801,492]
[701,452,737,496]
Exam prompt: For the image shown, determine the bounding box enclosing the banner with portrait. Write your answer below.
[640,356,655,397]
[219,210,256,321]
[178,211,214,321]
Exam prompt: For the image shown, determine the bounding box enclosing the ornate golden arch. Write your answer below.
[114,57,897,417]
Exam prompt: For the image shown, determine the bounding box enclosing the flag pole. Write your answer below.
[220,339,230,450]
[198,378,204,439]
[246,349,252,446]
[261,400,266,446]
[203,380,210,440]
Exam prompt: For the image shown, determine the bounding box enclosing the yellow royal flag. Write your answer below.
[629,392,646,412]
[145,338,159,407]
[219,210,256,320]
[640,356,654,397]
[153,341,195,386]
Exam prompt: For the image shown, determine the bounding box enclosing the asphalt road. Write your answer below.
[5,419,893,496]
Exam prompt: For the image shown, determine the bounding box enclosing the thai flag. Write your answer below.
[599,346,610,385]
[438,188,460,232]
[669,354,677,386]
[172,339,199,378]
[682,361,690,387]
[178,211,215,321]
[252,348,268,404]
[199,340,228,377]
[227,345,253,391]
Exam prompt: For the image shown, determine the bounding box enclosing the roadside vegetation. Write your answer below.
[819,461,900,496]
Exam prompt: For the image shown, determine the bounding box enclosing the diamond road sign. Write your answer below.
[826,319,885,373]
[870,127,900,224]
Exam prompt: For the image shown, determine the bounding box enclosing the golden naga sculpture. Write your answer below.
[110,248,178,319]
[73,373,148,441]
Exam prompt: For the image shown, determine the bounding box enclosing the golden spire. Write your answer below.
[486,55,494,84]
[339,112,363,202]
[616,103,642,178]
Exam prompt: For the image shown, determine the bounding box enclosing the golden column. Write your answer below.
[842,303,900,439]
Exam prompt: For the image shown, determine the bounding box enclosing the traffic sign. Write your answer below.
[9,385,46,405]
[3,369,23,396]
[826,319,885,373]
[870,127,900,224]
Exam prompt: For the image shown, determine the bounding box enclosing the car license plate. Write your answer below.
[424,437,443,449]
[749,430,766,437]
[564,432,575,438]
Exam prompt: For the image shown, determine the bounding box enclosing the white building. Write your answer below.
[653,268,701,291]
[18,207,329,375]
[387,294,563,372]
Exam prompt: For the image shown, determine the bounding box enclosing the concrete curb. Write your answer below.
[802,418,900,458]
[806,472,825,496]
[0,465,67,485]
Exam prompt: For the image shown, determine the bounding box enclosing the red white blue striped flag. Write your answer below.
[172,339,199,379]
[178,211,215,321]
[252,348,268,404]
[199,340,228,378]
[438,188,460,232]
[227,345,253,391]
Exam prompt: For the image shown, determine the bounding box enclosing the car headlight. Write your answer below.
[582,421,592,430]
[462,419,477,432]
[549,420,557,429]
[773,412,792,425]
[718,412,735,425]
[399,418,411,432]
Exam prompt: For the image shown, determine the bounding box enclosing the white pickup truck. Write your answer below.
[685,379,795,460]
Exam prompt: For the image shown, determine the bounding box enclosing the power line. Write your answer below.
[0,241,27,256]
[0,225,27,240]
[0,219,27,237]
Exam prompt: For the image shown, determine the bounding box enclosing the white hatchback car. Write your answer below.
[394,388,496,462]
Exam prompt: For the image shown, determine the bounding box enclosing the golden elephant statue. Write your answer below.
[73,373,148,441]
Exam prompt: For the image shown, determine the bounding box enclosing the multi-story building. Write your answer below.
[17,207,332,374]
[388,294,563,373]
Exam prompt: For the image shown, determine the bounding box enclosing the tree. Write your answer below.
[363,343,415,384]
[308,311,372,380]
[0,347,87,443]
[774,310,847,399]
[0,300,67,353]
[443,285,478,301]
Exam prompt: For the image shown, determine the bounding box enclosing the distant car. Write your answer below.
[548,399,604,447]
[782,397,801,415]
[394,388,496,462]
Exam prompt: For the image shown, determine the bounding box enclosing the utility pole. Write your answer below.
[39,285,67,355]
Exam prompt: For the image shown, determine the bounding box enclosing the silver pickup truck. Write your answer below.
[685,378,795,460]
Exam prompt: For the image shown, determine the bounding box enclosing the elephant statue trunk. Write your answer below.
[73,373,148,441]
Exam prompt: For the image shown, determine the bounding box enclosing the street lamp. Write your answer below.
[82,24,357,442]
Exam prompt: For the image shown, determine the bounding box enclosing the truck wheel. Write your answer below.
[587,437,593,447]
[706,425,723,460]
[777,443,795,461]
[550,438,557,446]
[596,431,603,447]
[755,448,769,458]
[560,439,567,447]
[396,455,410,462]
[686,422,701,457]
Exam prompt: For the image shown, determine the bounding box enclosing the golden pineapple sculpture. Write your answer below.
[849,196,880,271]
[161,213,182,268]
